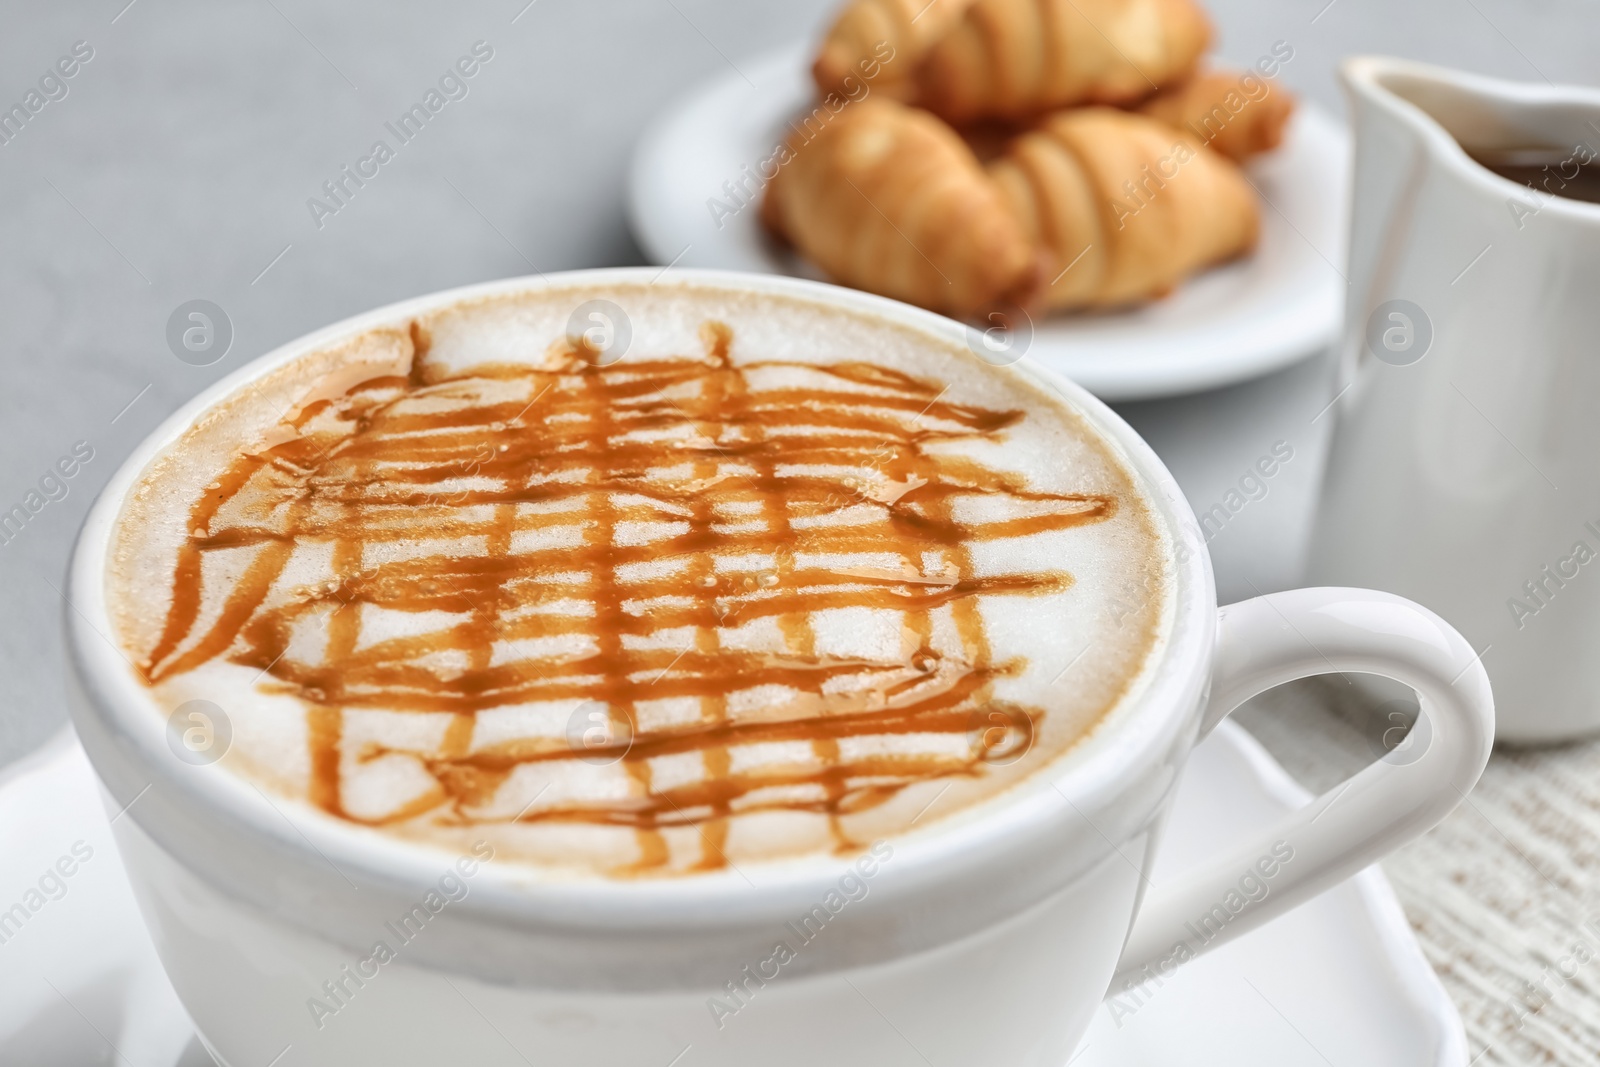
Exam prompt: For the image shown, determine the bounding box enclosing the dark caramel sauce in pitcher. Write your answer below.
[1470,146,1600,205]
[137,320,1122,872]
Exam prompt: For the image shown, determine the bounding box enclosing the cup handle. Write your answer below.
[1109,587,1494,991]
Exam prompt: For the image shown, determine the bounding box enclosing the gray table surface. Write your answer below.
[1,2,1596,1061]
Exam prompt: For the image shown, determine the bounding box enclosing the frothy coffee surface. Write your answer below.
[109,283,1170,877]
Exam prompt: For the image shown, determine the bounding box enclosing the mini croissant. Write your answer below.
[916,0,1212,124]
[813,0,977,100]
[763,97,1040,316]
[987,107,1258,309]
[1138,68,1296,161]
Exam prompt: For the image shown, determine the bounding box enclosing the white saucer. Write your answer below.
[1079,721,1466,1066]
[627,45,1350,401]
[0,721,1461,1065]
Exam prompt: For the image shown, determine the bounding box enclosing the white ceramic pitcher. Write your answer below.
[1309,57,1600,743]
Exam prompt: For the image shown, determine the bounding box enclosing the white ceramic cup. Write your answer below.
[65,270,1493,1067]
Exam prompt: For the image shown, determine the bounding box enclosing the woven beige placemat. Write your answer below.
[1236,678,1600,1066]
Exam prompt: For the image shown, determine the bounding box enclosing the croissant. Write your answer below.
[1138,68,1296,161]
[763,97,1040,316]
[916,0,1211,124]
[988,107,1258,309]
[813,0,980,100]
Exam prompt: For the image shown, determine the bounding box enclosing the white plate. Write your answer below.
[628,45,1350,401]
[0,721,1462,1065]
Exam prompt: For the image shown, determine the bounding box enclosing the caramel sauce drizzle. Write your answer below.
[141,321,1117,871]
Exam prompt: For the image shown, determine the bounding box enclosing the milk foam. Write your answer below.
[107,282,1173,878]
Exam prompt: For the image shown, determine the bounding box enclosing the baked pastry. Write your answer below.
[1138,68,1295,161]
[763,97,1040,316]
[916,0,1212,124]
[812,0,979,101]
[987,107,1258,309]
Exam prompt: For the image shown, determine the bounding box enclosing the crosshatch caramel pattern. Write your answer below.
[138,319,1123,873]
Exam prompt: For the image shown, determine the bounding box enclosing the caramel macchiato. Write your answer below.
[107,282,1171,876]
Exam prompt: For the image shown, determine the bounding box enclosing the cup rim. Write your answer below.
[65,267,1216,928]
